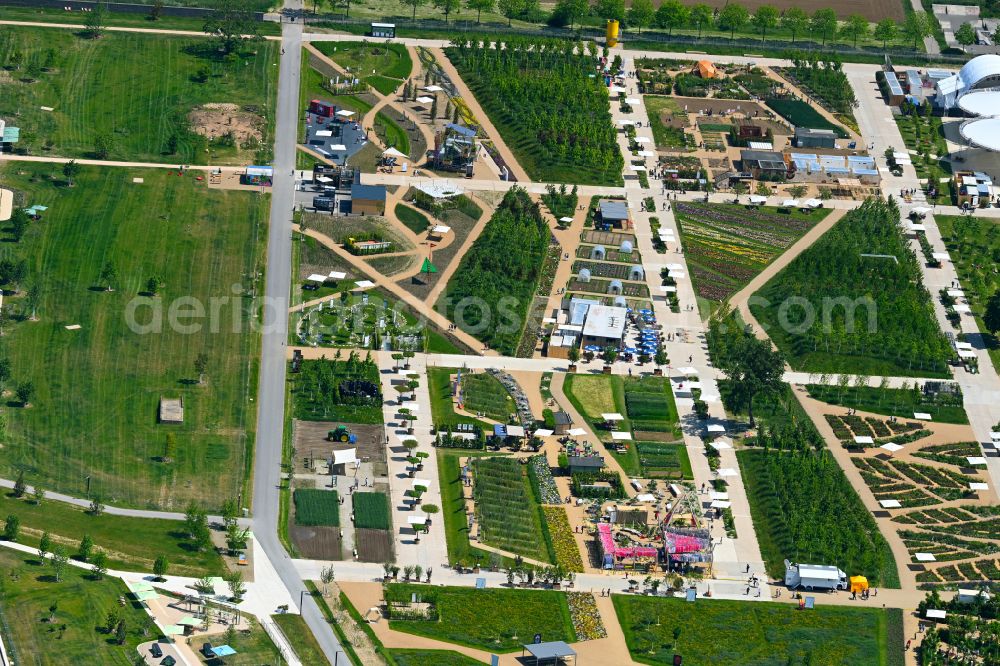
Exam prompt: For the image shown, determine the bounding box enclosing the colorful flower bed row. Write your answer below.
[566,593,607,641]
[542,506,585,573]
[530,455,561,505]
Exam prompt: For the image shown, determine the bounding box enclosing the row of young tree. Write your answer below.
[752,198,953,376]
[447,38,623,184]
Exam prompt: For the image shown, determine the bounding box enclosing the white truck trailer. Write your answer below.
[784,560,848,591]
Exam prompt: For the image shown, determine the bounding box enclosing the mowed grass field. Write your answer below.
[0,27,277,163]
[0,164,266,510]
[0,549,161,666]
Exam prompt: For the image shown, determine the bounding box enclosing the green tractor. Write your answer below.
[327,425,358,444]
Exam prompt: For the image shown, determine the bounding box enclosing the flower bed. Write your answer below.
[542,507,585,573]
[567,593,607,641]
[529,455,561,505]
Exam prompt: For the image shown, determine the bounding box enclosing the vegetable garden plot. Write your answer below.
[635,442,691,479]
[353,491,391,530]
[739,449,899,587]
[568,278,648,298]
[572,260,636,280]
[472,456,552,563]
[293,489,341,527]
[460,373,514,422]
[575,246,640,263]
[446,39,623,186]
[356,527,394,563]
[751,199,952,377]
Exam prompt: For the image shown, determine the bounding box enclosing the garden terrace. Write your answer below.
[472,456,553,563]
[313,41,412,96]
[574,246,643,264]
[751,199,952,377]
[675,202,827,303]
[823,413,929,448]
[937,215,1000,369]
[0,165,265,510]
[852,456,980,508]
[739,449,899,587]
[613,595,903,666]
[384,583,576,652]
[806,383,968,425]
[0,27,277,163]
[445,38,623,186]
[427,367,491,431]
[295,290,425,352]
[289,355,383,424]
[0,549,160,664]
[438,188,551,356]
[567,278,649,298]
[913,442,984,467]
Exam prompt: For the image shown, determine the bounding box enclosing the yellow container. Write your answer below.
[606,19,620,47]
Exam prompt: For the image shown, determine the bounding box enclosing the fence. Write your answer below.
[261,617,302,666]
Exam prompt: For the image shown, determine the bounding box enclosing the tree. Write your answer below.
[38,531,52,558]
[628,0,654,34]
[62,160,79,186]
[955,21,977,46]
[13,469,26,498]
[466,0,493,23]
[596,0,626,23]
[145,275,162,296]
[780,7,808,43]
[717,3,749,41]
[153,555,170,580]
[50,546,68,582]
[402,0,427,19]
[85,1,107,39]
[690,3,713,38]
[655,0,689,36]
[841,13,870,48]
[496,0,523,25]
[873,18,897,50]
[788,184,808,199]
[602,346,618,366]
[433,0,461,22]
[163,433,176,463]
[10,208,29,243]
[718,333,784,427]
[320,565,336,596]
[77,534,95,562]
[567,345,580,366]
[984,289,1000,334]
[225,523,250,553]
[115,619,127,645]
[554,0,587,28]
[165,133,179,155]
[15,382,34,407]
[26,282,41,321]
[3,514,20,541]
[91,551,108,579]
[149,0,165,20]
[903,11,931,50]
[225,570,246,601]
[93,134,111,160]
[751,5,779,43]
[810,8,838,46]
[755,181,771,196]
[184,503,212,552]
[89,496,105,516]
[203,0,259,55]
[194,353,209,385]
[99,261,117,291]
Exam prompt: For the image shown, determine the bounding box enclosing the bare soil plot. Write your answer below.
[188,103,264,144]
[293,420,387,477]
[355,527,394,562]
[291,523,344,560]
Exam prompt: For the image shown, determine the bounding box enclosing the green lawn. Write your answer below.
[0,548,160,665]
[563,374,622,425]
[460,372,514,422]
[613,595,900,666]
[0,27,277,163]
[395,204,430,234]
[0,493,225,576]
[806,384,968,425]
[0,165,265,510]
[196,627,281,666]
[353,491,391,530]
[385,583,576,653]
[312,41,413,90]
[272,614,331,666]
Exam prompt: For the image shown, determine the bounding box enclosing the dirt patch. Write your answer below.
[355,528,394,562]
[292,420,388,477]
[188,103,264,144]
[291,523,344,560]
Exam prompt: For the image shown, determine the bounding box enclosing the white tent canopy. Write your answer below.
[611,431,632,440]
[602,413,625,421]
[880,443,904,453]
[567,428,587,436]
[336,109,355,117]
[383,147,406,158]
[333,448,358,466]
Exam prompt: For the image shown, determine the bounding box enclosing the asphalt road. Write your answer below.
[250,6,347,663]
